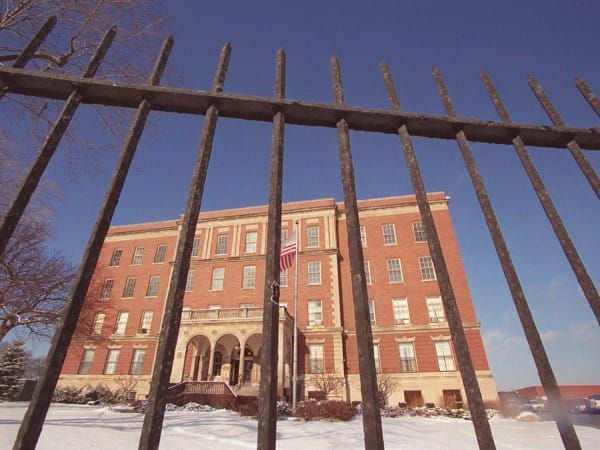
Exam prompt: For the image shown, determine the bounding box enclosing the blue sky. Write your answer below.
[18,0,600,390]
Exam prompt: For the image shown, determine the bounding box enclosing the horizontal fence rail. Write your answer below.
[2,17,597,450]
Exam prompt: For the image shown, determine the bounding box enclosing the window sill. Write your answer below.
[383,243,397,246]
[241,287,255,290]
[144,295,158,299]
[121,296,134,299]
[209,288,224,292]
[388,281,404,284]
[421,278,437,282]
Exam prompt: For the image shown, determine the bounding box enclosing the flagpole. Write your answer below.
[292,219,299,411]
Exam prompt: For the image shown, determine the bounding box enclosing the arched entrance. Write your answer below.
[183,335,211,381]
[213,334,240,386]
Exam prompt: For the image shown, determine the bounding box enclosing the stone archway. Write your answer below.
[213,334,241,386]
[183,334,211,381]
[244,333,262,386]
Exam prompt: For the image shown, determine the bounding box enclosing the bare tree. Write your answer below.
[310,372,345,398]
[0,1,167,171]
[376,371,399,407]
[0,218,75,344]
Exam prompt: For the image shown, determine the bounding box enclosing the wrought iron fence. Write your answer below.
[1,17,598,450]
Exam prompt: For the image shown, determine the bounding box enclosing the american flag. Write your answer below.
[280,233,297,270]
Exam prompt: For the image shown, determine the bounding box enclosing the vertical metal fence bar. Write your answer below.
[431,67,581,450]
[0,16,57,100]
[257,49,286,450]
[331,56,385,450]
[138,42,231,450]
[481,75,600,326]
[380,62,495,450]
[575,77,600,118]
[12,35,174,450]
[0,26,117,256]
[527,76,600,198]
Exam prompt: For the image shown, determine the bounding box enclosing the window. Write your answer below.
[139,311,153,333]
[427,296,445,323]
[154,244,167,263]
[185,270,195,292]
[215,235,228,255]
[109,249,123,267]
[382,224,397,245]
[373,344,381,373]
[413,221,427,242]
[308,300,323,326]
[281,228,288,243]
[115,312,128,335]
[104,349,120,375]
[307,261,321,285]
[145,275,160,297]
[211,268,224,290]
[398,342,418,373]
[191,238,200,257]
[435,341,456,371]
[419,256,437,280]
[308,344,324,373]
[78,349,95,374]
[369,299,376,324]
[245,232,257,253]
[360,226,367,247]
[100,279,114,299]
[280,268,288,286]
[242,266,256,289]
[131,246,144,265]
[239,303,253,310]
[392,298,410,325]
[122,277,136,298]
[364,260,372,285]
[307,225,319,247]
[130,349,146,375]
[212,351,223,376]
[387,258,403,283]
[93,313,105,335]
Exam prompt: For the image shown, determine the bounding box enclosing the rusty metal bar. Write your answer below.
[432,67,581,450]
[380,62,495,450]
[331,56,384,450]
[528,76,599,198]
[0,16,57,101]
[12,35,173,450]
[2,67,600,150]
[0,27,117,256]
[575,77,600,118]
[257,49,286,450]
[481,75,600,326]
[138,42,231,450]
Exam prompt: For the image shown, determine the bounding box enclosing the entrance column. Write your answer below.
[207,342,216,378]
[239,341,246,386]
[277,321,285,398]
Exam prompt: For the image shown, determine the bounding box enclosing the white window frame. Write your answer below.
[413,221,427,242]
[307,261,321,285]
[79,349,95,374]
[245,231,257,253]
[373,344,381,373]
[435,341,456,371]
[307,225,319,248]
[154,244,167,263]
[145,275,160,297]
[308,299,323,326]
[392,298,410,325]
[215,234,228,255]
[399,342,418,373]
[242,265,256,289]
[191,237,200,257]
[93,313,105,335]
[211,267,225,291]
[122,277,136,298]
[419,256,437,281]
[364,260,372,285]
[308,343,324,373]
[360,226,367,247]
[131,246,144,265]
[427,296,445,323]
[185,270,195,292]
[369,299,376,324]
[109,248,123,267]
[130,349,146,375]
[115,312,129,335]
[139,310,153,333]
[104,349,120,375]
[100,279,114,299]
[382,224,397,245]
[279,268,288,287]
[386,258,403,283]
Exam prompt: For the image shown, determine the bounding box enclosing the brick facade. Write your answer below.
[59,193,498,406]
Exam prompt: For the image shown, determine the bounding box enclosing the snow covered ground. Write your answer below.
[1,402,599,449]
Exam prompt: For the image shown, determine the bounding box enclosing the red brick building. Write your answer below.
[59,193,498,406]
